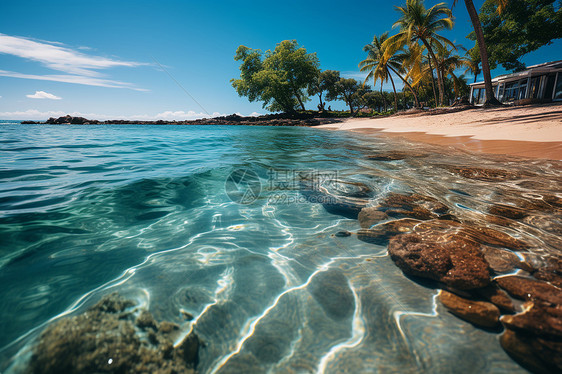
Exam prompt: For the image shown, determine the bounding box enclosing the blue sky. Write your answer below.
[1,0,560,120]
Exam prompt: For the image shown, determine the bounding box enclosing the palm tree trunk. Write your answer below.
[422,39,444,106]
[451,73,459,98]
[422,47,439,106]
[426,58,438,107]
[388,66,420,108]
[464,0,501,106]
[380,82,387,112]
[389,74,398,111]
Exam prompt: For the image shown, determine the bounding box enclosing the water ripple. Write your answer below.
[1,123,558,373]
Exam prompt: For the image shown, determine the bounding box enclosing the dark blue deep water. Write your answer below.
[1,122,560,373]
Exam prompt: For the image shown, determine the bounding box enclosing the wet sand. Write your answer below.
[319,104,562,160]
[352,128,562,159]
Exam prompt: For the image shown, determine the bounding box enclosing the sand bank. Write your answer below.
[319,104,562,160]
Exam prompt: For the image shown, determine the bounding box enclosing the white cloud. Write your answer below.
[341,71,369,81]
[0,109,258,121]
[0,33,147,90]
[151,110,210,120]
[0,34,145,76]
[0,109,68,119]
[26,90,61,100]
[0,70,148,91]
[128,111,229,121]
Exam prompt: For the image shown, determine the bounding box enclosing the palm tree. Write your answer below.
[359,33,395,111]
[453,0,507,105]
[384,0,455,106]
[451,73,470,100]
[398,43,428,105]
[360,33,421,110]
[435,44,470,102]
[394,45,425,107]
[387,57,421,109]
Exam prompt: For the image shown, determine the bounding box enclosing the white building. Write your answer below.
[469,60,562,105]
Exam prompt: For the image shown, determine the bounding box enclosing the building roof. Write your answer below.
[470,60,562,87]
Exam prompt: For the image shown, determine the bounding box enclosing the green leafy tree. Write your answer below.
[384,0,455,106]
[231,40,320,113]
[308,70,340,111]
[352,85,372,112]
[468,0,562,71]
[362,91,384,112]
[326,78,361,114]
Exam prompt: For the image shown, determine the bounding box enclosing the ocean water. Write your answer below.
[0,121,560,373]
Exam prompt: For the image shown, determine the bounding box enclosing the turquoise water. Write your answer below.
[0,122,559,373]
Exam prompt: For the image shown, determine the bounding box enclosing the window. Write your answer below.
[502,79,530,101]
[472,87,482,104]
[544,74,556,99]
[518,79,528,100]
[478,88,485,104]
[554,72,562,101]
[497,84,504,101]
[529,76,541,99]
[503,82,516,101]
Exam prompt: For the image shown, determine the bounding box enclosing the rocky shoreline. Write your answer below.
[20,113,344,127]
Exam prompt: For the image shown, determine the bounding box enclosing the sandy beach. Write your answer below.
[319,104,562,160]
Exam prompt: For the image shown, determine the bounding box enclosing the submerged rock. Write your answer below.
[479,246,526,274]
[485,214,516,227]
[358,207,388,228]
[388,233,490,290]
[488,204,529,220]
[500,329,562,373]
[322,199,366,219]
[331,180,373,198]
[501,301,562,339]
[496,189,562,213]
[522,254,562,275]
[26,293,198,374]
[443,165,528,182]
[334,230,352,237]
[136,310,158,330]
[377,193,449,220]
[533,269,562,288]
[457,226,528,251]
[357,218,420,244]
[300,179,369,219]
[366,151,427,161]
[495,275,562,369]
[475,284,515,313]
[439,290,500,328]
[523,214,562,236]
[496,276,562,305]
[308,269,354,320]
